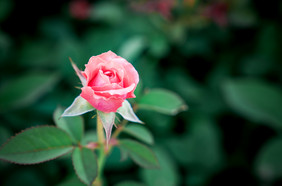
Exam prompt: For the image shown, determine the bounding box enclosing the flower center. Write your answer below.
[104,70,114,78]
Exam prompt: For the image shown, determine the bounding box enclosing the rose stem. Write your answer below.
[92,113,106,186]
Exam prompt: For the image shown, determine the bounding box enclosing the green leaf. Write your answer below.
[118,36,147,62]
[141,147,180,186]
[72,147,98,185]
[62,96,95,117]
[166,115,224,172]
[0,72,59,111]
[57,175,86,186]
[117,100,143,124]
[0,126,73,164]
[123,125,154,145]
[138,89,187,115]
[54,107,84,143]
[255,137,282,181]
[115,181,145,186]
[81,130,98,146]
[222,79,282,129]
[119,139,159,168]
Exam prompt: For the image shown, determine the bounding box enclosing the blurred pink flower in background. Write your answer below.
[69,0,91,20]
[130,0,175,20]
[202,1,229,27]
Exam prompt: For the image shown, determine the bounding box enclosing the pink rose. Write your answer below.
[80,51,139,113]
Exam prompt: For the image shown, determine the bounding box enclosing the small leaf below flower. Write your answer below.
[124,125,154,145]
[62,96,95,117]
[117,100,143,124]
[119,139,159,168]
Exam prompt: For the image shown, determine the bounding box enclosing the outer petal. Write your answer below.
[97,51,118,61]
[95,83,135,97]
[81,86,124,113]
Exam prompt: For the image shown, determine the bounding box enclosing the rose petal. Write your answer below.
[96,83,135,96]
[98,51,118,61]
[89,69,111,87]
[81,86,124,113]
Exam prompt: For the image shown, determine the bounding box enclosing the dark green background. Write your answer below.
[0,0,282,185]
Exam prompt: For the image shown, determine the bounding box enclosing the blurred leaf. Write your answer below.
[57,175,86,186]
[165,68,204,103]
[138,89,187,115]
[141,146,180,186]
[81,130,98,146]
[0,72,59,111]
[72,147,98,185]
[166,115,224,172]
[255,137,282,181]
[105,146,134,171]
[118,36,147,62]
[0,125,11,145]
[3,169,45,186]
[240,55,273,76]
[90,2,124,24]
[137,110,173,136]
[123,125,154,145]
[62,96,95,117]
[256,24,279,58]
[0,126,73,164]
[119,139,159,168]
[83,28,124,57]
[54,107,84,143]
[0,0,12,22]
[133,80,143,101]
[148,33,169,58]
[181,35,211,57]
[19,40,57,67]
[222,79,282,129]
[115,181,145,186]
[117,100,143,124]
[0,30,12,61]
[39,18,75,40]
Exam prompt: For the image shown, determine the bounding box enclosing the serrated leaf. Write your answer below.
[255,137,282,181]
[222,79,282,129]
[119,139,159,168]
[54,107,84,143]
[0,126,73,164]
[72,147,98,185]
[138,89,187,115]
[97,110,115,145]
[0,72,59,111]
[62,96,95,117]
[123,125,154,145]
[117,100,143,124]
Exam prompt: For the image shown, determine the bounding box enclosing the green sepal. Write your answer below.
[62,96,95,117]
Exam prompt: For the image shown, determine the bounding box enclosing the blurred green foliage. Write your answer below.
[0,0,282,185]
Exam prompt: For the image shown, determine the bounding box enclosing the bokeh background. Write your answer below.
[1,0,282,185]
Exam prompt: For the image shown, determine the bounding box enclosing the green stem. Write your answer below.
[92,113,106,186]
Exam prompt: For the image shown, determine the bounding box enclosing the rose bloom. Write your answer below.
[80,51,139,113]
